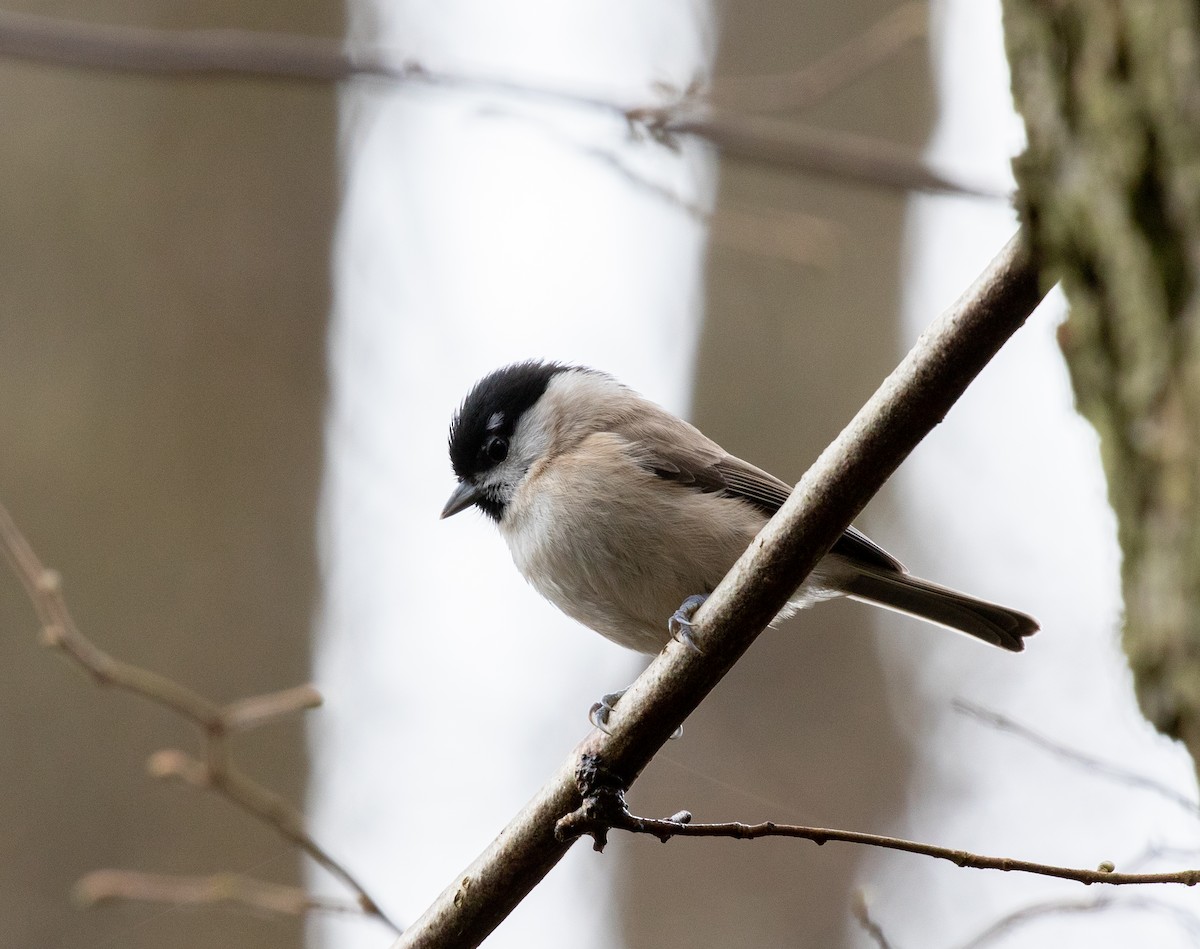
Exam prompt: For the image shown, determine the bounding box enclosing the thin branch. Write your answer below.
[709,2,928,114]
[390,233,1048,949]
[222,684,324,732]
[555,793,1200,888]
[499,105,842,266]
[146,744,361,887]
[0,512,221,726]
[1130,844,1200,869]
[0,8,994,198]
[487,107,842,268]
[953,699,1200,818]
[74,870,362,918]
[957,894,1200,949]
[0,501,399,933]
[853,889,902,949]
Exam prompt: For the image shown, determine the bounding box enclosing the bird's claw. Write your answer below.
[588,688,683,740]
[668,593,708,654]
[589,690,626,735]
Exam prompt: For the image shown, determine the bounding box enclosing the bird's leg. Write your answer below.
[668,593,708,653]
[589,687,683,740]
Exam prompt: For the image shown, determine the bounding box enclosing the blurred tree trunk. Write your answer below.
[1003,3,1200,771]
[617,3,931,945]
[0,2,338,947]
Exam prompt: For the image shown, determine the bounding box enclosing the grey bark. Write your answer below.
[1003,1,1200,771]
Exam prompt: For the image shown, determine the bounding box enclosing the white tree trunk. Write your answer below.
[309,4,713,946]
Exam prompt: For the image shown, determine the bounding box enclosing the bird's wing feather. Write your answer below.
[610,406,904,574]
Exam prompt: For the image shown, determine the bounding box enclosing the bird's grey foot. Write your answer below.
[589,689,626,734]
[588,687,683,740]
[668,593,708,653]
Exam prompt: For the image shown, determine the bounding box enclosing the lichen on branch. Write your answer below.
[1003,0,1200,766]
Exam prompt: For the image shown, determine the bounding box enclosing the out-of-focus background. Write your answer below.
[0,2,337,948]
[3,1,1199,948]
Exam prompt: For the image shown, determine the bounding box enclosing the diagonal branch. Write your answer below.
[390,231,1048,949]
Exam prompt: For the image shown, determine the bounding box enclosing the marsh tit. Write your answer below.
[441,361,1037,670]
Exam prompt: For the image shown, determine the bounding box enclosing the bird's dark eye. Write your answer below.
[485,436,509,463]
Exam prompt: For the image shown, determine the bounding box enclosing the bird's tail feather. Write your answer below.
[840,568,1037,652]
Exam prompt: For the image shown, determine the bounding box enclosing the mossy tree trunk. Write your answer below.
[1002,2,1200,770]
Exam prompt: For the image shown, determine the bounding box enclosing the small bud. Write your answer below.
[1098,861,1116,873]
[38,569,62,594]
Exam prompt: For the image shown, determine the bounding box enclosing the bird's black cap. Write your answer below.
[447,360,573,481]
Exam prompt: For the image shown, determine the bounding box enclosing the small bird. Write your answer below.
[442,360,1037,669]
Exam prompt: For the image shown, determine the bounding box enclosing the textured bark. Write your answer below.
[1003,1,1200,763]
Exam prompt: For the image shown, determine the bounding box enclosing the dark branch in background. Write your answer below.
[653,107,1003,198]
[953,699,1200,818]
[390,233,1048,949]
[0,8,997,198]
[0,502,400,934]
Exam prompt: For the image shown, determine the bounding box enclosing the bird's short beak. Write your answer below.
[441,481,483,519]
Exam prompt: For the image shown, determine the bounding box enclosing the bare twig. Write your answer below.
[75,870,362,918]
[223,684,324,732]
[953,699,1200,818]
[0,8,993,198]
[1130,844,1200,868]
[957,894,1200,949]
[709,2,928,113]
[488,107,841,267]
[0,502,399,933]
[555,792,1200,888]
[853,889,901,949]
[390,233,1047,949]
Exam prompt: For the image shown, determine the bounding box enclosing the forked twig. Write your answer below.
[0,501,399,932]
